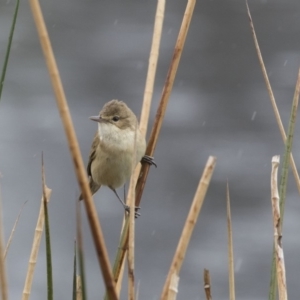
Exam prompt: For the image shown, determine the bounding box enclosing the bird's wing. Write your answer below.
[78,177,101,200]
[78,132,101,201]
[87,132,100,177]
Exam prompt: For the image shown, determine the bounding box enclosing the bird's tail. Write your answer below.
[78,178,101,201]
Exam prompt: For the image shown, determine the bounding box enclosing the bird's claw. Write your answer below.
[141,155,157,168]
[125,205,141,218]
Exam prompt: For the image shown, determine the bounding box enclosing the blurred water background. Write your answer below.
[1,0,300,299]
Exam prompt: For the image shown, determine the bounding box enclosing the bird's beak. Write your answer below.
[89,116,102,123]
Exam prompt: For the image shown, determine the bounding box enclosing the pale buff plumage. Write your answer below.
[79,100,146,206]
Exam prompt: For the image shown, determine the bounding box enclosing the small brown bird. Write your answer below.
[79,100,155,215]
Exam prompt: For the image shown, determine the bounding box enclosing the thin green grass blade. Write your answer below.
[42,153,53,300]
[112,216,129,277]
[278,70,300,222]
[0,0,20,100]
[78,245,86,300]
[43,196,53,300]
[72,241,77,300]
[103,215,129,300]
[269,69,300,300]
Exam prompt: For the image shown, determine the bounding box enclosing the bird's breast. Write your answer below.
[91,125,146,189]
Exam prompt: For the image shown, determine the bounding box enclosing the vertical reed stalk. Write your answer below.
[270,156,288,300]
[246,1,300,195]
[226,183,235,300]
[203,269,212,300]
[22,188,52,300]
[110,1,196,291]
[160,156,216,300]
[29,1,118,298]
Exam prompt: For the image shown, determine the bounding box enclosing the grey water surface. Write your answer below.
[1,0,300,299]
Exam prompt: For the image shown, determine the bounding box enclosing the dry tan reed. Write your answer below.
[270,156,288,300]
[226,183,235,300]
[115,1,166,293]
[140,0,165,136]
[4,200,27,259]
[167,273,179,300]
[111,0,196,283]
[76,275,82,300]
[22,187,52,300]
[127,122,139,300]
[203,269,212,300]
[136,0,196,206]
[115,255,125,296]
[28,0,118,298]
[112,0,196,289]
[160,156,216,300]
[246,1,300,195]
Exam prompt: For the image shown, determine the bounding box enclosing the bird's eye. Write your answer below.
[112,116,120,122]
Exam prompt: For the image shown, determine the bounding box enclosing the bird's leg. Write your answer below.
[110,187,141,218]
[110,187,127,207]
[141,155,157,167]
[123,184,126,202]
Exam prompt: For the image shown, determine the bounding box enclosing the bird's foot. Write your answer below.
[125,205,141,218]
[141,155,157,168]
